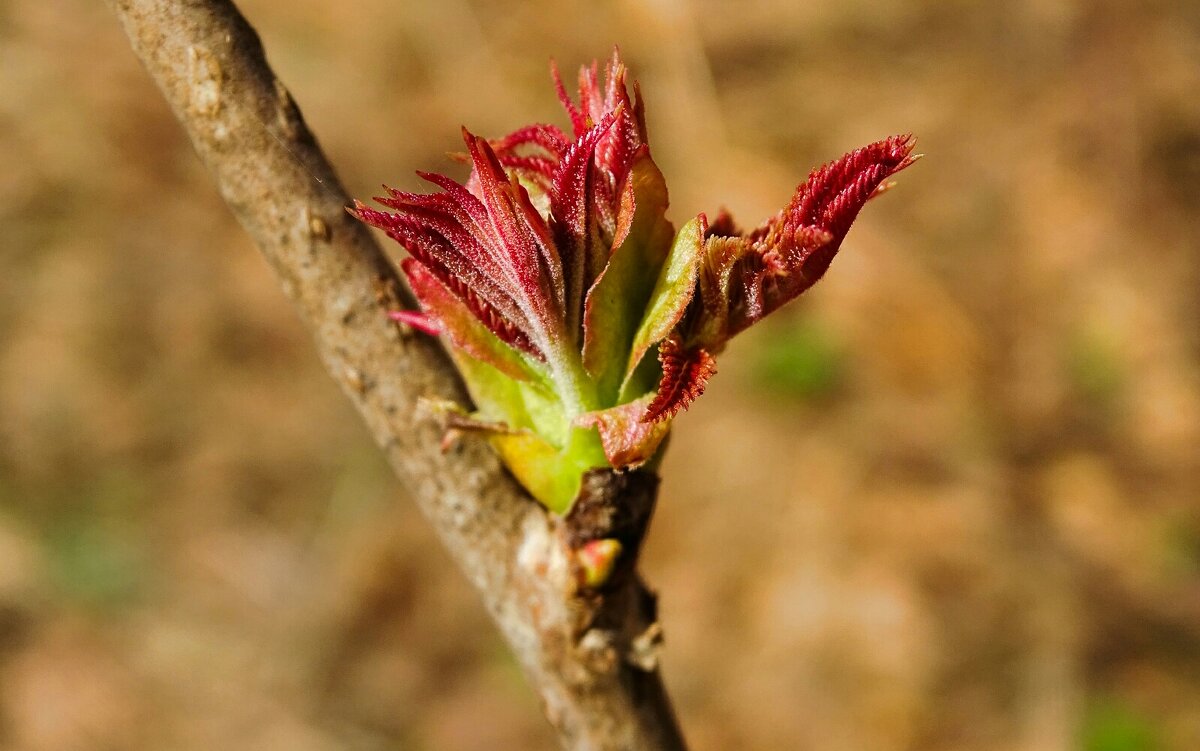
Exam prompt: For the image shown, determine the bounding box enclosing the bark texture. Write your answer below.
[105,1,686,748]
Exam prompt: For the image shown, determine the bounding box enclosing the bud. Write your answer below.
[353,49,916,512]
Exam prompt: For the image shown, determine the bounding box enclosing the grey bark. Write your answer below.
[104,1,687,749]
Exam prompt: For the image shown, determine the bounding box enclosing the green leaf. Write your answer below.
[623,214,703,391]
[492,426,608,514]
[450,348,535,430]
[452,348,609,514]
[581,150,674,405]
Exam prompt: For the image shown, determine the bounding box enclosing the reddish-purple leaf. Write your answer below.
[576,394,671,469]
[491,123,569,158]
[643,338,717,423]
[351,200,536,349]
[402,258,544,379]
[462,129,566,341]
[554,49,646,210]
[388,309,441,336]
[552,60,587,137]
[549,111,619,340]
[685,134,918,351]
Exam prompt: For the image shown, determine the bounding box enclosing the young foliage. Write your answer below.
[353,50,916,512]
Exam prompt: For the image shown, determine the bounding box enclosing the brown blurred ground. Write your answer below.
[2,0,1199,749]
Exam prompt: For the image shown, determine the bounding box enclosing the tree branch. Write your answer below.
[105,1,686,748]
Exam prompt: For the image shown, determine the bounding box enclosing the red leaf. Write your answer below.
[388,309,441,336]
[642,338,717,423]
[489,124,570,197]
[549,111,619,339]
[491,123,569,158]
[554,49,645,199]
[576,394,671,469]
[686,134,918,350]
[781,134,918,267]
[552,59,587,136]
[351,199,536,351]
[462,129,566,340]
[402,258,543,375]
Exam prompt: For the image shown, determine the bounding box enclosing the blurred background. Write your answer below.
[2,0,1199,749]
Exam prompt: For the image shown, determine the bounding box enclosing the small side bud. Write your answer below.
[576,538,623,589]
